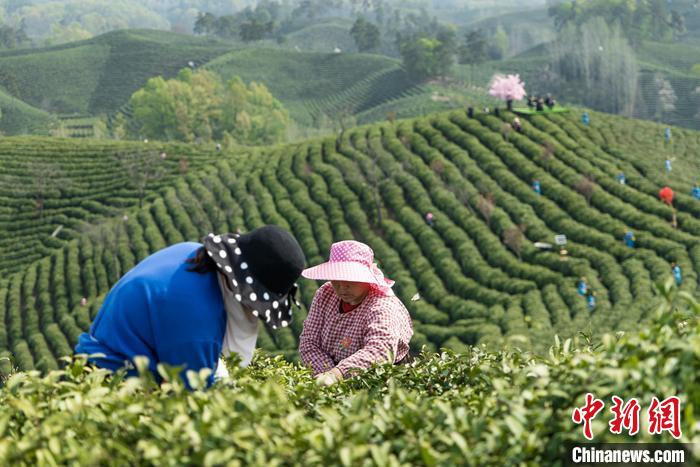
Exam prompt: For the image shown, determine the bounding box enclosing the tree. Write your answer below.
[488,24,509,60]
[574,177,596,205]
[548,0,685,45]
[458,29,487,65]
[503,226,525,260]
[127,69,289,145]
[114,151,166,209]
[398,28,456,81]
[654,74,677,119]
[488,74,526,111]
[194,12,217,35]
[350,17,381,52]
[239,19,274,42]
[548,18,638,115]
[0,24,29,49]
[476,193,495,227]
[30,163,67,218]
[0,162,68,217]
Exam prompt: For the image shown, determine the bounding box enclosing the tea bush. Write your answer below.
[0,281,697,466]
[2,107,700,371]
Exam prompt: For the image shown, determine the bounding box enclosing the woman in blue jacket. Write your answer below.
[75,225,305,388]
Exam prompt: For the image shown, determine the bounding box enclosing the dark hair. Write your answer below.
[186,246,217,274]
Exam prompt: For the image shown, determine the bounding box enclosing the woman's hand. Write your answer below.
[315,367,343,386]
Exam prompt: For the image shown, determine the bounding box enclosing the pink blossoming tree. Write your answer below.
[489,74,526,111]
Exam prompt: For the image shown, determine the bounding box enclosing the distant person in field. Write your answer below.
[624,230,636,248]
[512,117,522,133]
[545,93,555,109]
[74,225,305,389]
[659,186,674,206]
[617,172,626,185]
[425,212,435,226]
[665,158,673,172]
[671,262,682,286]
[692,184,700,200]
[536,98,544,111]
[577,277,588,296]
[467,107,474,118]
[299,240,413,386]
[586,290,596,311]
[532,179,542,195]
[581,112,590,126]
[665,127,671,143]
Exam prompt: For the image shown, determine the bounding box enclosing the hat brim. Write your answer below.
[302,261,383,287]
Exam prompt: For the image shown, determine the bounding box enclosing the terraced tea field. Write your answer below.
[1,108,699,374]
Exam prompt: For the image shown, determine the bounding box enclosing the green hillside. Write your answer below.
[284,18,357,53]
[203,48,425,127]
[0,90,55,135]
[0,30,468,135]
[1,107,700,373]
[0,137,228,276]
[0,30,233,120]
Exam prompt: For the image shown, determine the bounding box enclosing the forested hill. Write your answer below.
[1,107,700,374]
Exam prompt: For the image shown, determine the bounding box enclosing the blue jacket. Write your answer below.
[75,242,226,388]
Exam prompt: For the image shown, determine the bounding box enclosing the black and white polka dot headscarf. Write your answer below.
[203,226,306,330]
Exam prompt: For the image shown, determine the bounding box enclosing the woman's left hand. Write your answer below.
[315,367,343,386]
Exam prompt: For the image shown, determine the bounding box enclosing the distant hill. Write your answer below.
[0,30,233,120]
[1,107,699,372]
[0,88,55,135]
[203,47,425,127]
[284,18,357,53]
[0,29,475,135]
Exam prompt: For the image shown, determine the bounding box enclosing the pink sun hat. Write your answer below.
[301,240,395,295]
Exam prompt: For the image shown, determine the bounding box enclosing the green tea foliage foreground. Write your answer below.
[1,282,697,466]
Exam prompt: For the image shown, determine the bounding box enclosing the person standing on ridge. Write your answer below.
[624,230,636,248]
[617,172,626,185]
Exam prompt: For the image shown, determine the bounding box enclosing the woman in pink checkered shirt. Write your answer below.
[299,240,413,385]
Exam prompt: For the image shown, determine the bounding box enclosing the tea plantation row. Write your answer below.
[0,108,699,372]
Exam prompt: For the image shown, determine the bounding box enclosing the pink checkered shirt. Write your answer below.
[299,282,413,376]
